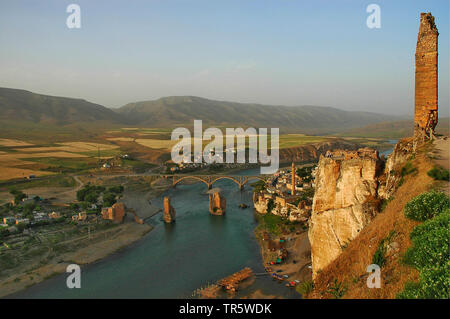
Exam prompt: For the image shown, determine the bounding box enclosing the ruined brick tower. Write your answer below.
[414,12,439,145]
[209,191,226,215]
[163,196,176,223]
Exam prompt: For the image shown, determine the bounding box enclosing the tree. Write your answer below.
[103,192,117,207]
[9,189,27,205]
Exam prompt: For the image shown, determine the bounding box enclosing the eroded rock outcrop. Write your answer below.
[279,139,359,163]
[163,196,176,223]
[308,148,383,278]
[209,191,226,215]
[378,138,414,199]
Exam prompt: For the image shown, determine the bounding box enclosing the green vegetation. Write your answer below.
[397,191,449,299]
[427,166,449,181]
[380,196,394,212]
[9,189,27,205]
[76,183,124,208]
[397,161,418,187]
[372,230,396,267]
[266,199,275,214]
[3,175,75,190]
[257,212,296,236]
[76,184,105,202]
[326,279,347,299]
[296,165,315,183]
[250,180,266,193]
[403,190,449,221]
[296,280,314,296]
[292,188,315,206]
[401,161,417,177]
[24,157,97,173]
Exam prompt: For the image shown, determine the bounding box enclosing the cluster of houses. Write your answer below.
[1,211,61,229]
[253,163,316,222]
[264,165,316,196]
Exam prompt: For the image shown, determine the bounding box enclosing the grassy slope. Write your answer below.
[308,140,439,299]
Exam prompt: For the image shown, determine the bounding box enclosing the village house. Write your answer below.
[48,211,61,219]
[3,217,15,225]
[101,202,126,223]
[15,218,30,225]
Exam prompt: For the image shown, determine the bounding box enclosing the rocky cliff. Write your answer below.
[378,137,414,199]
[279,139,359,163]
[308,148,383,278]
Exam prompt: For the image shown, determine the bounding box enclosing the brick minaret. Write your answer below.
[291,162,295,196]
[414,12,439,144]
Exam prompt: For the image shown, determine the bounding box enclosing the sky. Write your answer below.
[0,0,448,116]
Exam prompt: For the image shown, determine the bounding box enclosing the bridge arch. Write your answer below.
[170,175,268,190]
[172,176,212,189]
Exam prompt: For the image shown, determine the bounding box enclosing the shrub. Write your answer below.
[427,167,450,181]
[296,280,314,296]
[266,198,275,214]
[398,207,449,299]
[401,161,417,177]
[326,279,346,299]
[108,185,124,194]
[404,191,449,221]
[402,210,449,270]
[372,230,395,267]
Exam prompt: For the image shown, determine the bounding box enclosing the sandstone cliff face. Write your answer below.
[378,138,414,199]
[309,148,382,278]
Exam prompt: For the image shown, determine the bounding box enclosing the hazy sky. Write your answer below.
[0,0,448,116]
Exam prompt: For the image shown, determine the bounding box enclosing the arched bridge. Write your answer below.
[166,174,269,190]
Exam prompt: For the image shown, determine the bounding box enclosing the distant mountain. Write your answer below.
[0,88,406,134]
[0,87,123,125]
[117,96,403,134]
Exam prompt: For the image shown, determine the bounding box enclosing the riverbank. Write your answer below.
[0,221,152,298]
[0,176,172,298]
[253,213,312,295]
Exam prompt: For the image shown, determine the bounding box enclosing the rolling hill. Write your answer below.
[0,87,407,134]
[0,87,123,125]
[117,96,402,134]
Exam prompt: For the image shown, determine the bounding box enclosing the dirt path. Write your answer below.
[433,136,449,170]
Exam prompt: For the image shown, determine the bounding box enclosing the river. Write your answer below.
[11,168,299,299]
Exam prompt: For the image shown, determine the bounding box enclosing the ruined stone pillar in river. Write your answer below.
[209,191,226,216]
[414,12,439,146]
[163,196,176,223]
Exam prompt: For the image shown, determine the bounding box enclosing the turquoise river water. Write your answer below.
[10,168,299,299]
